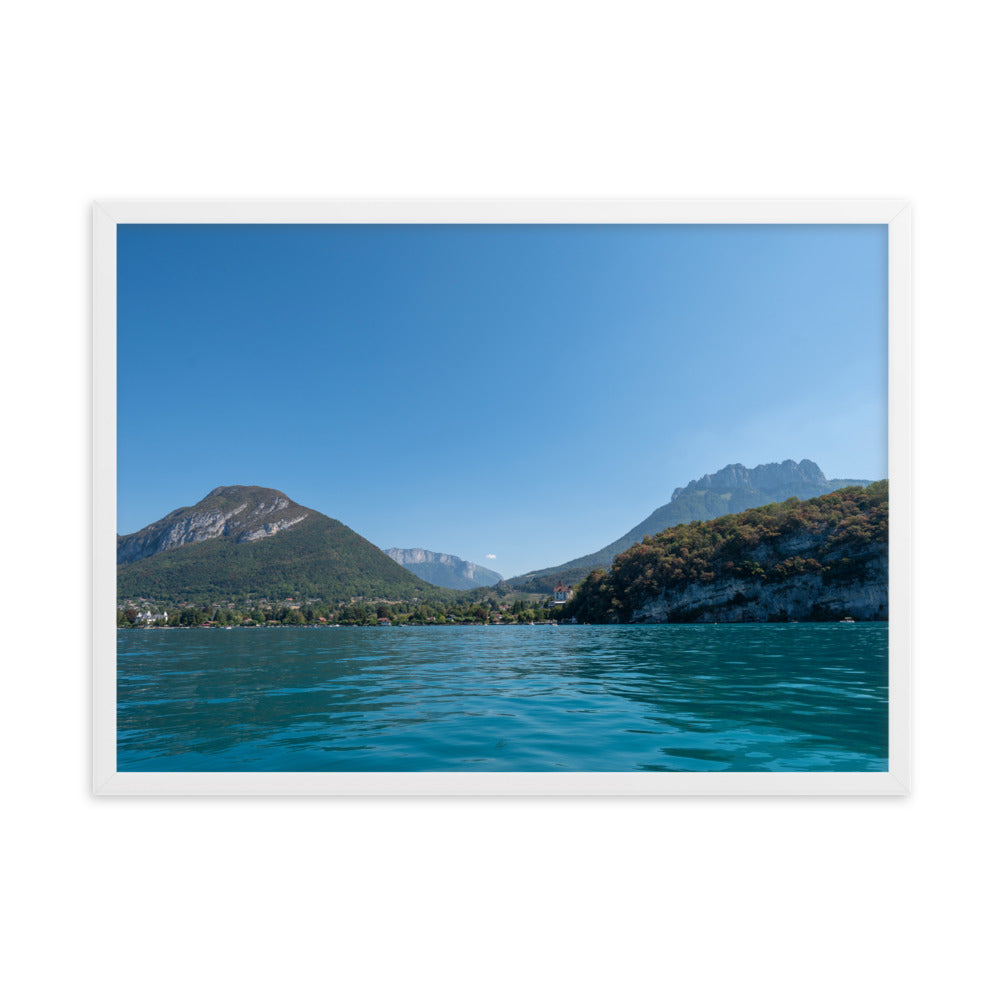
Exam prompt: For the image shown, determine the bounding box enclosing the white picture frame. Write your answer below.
[94,199,911,795]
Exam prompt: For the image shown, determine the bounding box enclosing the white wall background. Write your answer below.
[3,2,996,997]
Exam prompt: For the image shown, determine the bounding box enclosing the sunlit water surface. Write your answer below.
[117,623,888,771]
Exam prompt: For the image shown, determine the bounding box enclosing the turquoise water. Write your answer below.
[117,623,888,772]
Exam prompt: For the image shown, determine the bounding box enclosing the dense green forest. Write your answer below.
[563,482,888,624]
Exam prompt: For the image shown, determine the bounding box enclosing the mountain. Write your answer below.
[565,482,888,624]
[118,485,312,565]
[384,548,503,590]
[117,486,453,604]
[508,459,871,592]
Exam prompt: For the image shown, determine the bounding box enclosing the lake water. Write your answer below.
[117,623,888,772]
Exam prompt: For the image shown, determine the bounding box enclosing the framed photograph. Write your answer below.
[94,200,911,794]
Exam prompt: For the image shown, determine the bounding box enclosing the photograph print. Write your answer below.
[104,203,904,791]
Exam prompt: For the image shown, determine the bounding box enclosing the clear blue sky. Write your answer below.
[117,223,887,578]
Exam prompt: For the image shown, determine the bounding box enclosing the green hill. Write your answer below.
[117,486,456,604]
[564,481,888,624]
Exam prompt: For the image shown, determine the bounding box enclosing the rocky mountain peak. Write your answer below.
[205,484,291,504]
[672,459,829,500]
[117,485,310,565]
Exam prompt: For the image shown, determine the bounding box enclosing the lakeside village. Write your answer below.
[117,582,575,629]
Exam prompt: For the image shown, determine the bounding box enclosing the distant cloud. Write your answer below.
[485,553,497,560]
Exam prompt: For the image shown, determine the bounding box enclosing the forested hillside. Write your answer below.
[564,482,887,624]
[117,486,455,604]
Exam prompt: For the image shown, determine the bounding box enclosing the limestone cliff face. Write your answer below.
[631,550,887,623]
[384,547,502,590]
[670,458,826,501]
[117,486,309,565]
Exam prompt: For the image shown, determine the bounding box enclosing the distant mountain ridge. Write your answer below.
[384,548,503,590]
[117,485,454,604]
[508,459,872,592]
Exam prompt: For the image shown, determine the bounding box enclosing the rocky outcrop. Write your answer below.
[671,458,827,500]
[631,552,887,623]
[117,486,310,565]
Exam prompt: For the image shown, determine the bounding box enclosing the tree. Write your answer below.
[179,607,207,627]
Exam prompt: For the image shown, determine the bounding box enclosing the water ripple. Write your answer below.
[117,623,888,772]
